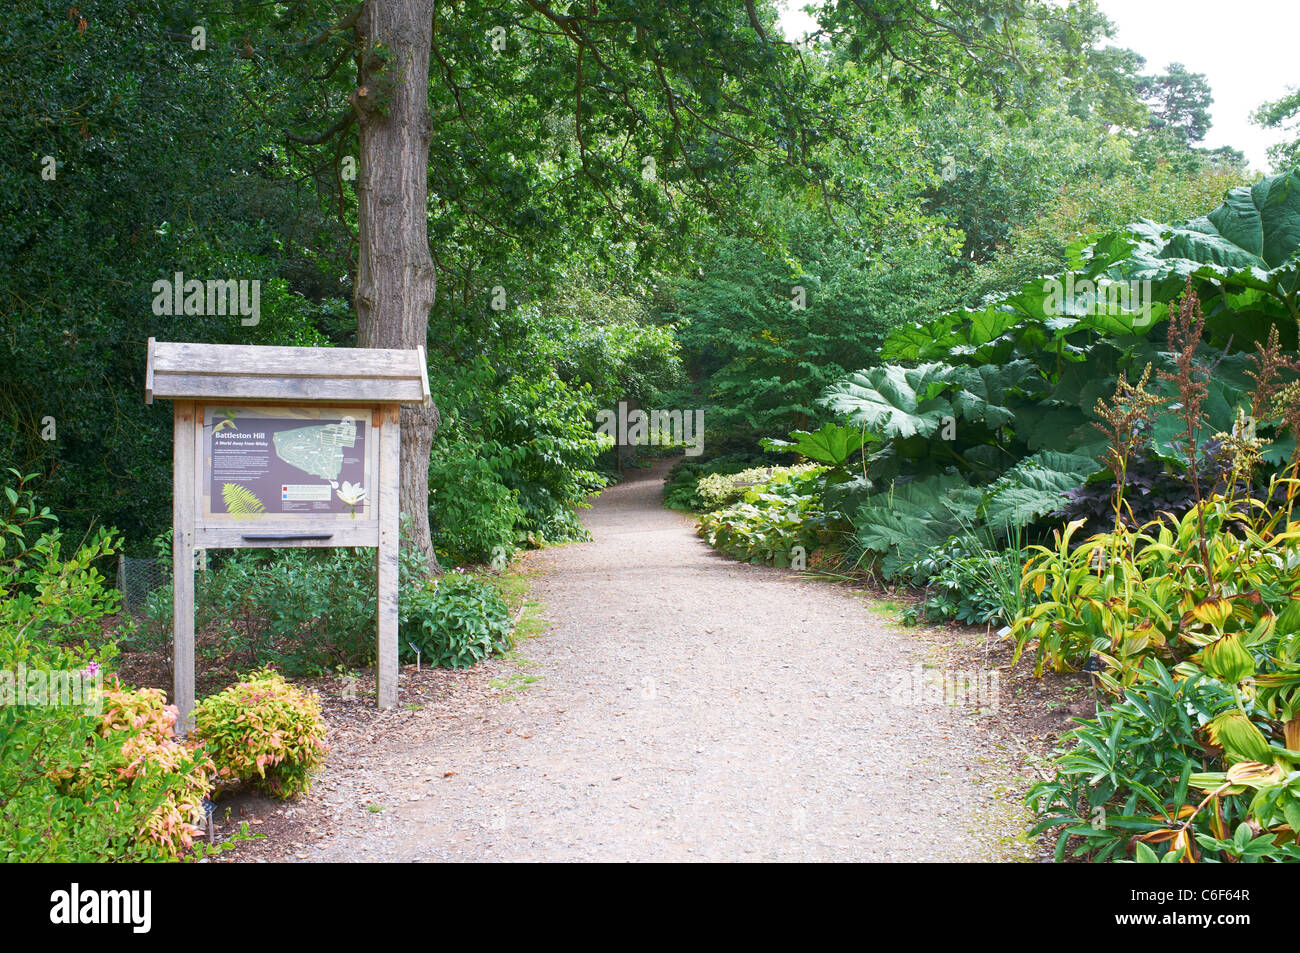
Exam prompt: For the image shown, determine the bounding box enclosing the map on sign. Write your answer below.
[273,419,358,482]
[203,406,370,520]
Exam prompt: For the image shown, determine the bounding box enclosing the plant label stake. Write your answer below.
[146,339,431,733]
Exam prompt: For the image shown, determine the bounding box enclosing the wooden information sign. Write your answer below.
[145,339,431,730]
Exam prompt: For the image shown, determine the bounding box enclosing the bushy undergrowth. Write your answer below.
[400,572,514,669]
[1028,651,1300,863]
[137,530,514,676]
[662,455,764,512]
[696,463,823,511]
[193,668,327,799]
[899,530,1032,627]
[697,466,826,566]
[1,474,346,858]
[1017,285,1300,862]
[1,472,214,861]
[428,361,609,563]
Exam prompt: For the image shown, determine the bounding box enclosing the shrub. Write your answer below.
[662,455,761,512]
[4,675,215,862]
[1028,656,1300,863]
[428,362,606,554]
[1056,438,1238,536]
[696,464,824,511]
[428,454,526,564]
[899,528,1032,627]
[1,473,214,861]
[400,573,514,669]
[697,467,825,566]
[192,668,328,799]
[138,528,435,677]
[1011,481,1300,693]
[1020,287,1300,860]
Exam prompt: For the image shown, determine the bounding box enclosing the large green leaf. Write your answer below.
[822,361,1039,439]
[883,166,1300,368]
[760,422,871,465]
[946,360,1039,427]
[1110,167,1300,302]
[852,473,974,579]
[820,364,956,439]
[978,451,1098,531]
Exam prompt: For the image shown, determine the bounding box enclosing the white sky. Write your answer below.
[776,1,1299,173]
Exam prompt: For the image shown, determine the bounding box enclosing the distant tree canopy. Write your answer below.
[1137,61,1214,145]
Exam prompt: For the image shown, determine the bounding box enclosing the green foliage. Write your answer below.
[140,531,434,677]
[970,164,1248,301]
[889,167,1300,367]
[1029,653,1300,863]
[760,423,871,467]
[529,292,686,412]
[428,357,608,562]
[849,474,974,580]
[426,452,527,566]
[199,548,379,677]
[192,668,328,799]
[811,174,1300,590]
[696,464,825,512]
[1012,484,1300,693]
[667,204,957,441]
[1136,63,1214,145]
[1,474,216,861]
[899,529,1033,628]
[1253,88,1300,172]
[823,361,1036,439]
[662,455,764,512]
[2,674,215,862]
[697,467,825,567]
[1028,660,1242,863]
[843,449,1095,582]
[979,452,1099,530]
[0,1,343,551]
[400,574,514,670]
[1,471,124,654]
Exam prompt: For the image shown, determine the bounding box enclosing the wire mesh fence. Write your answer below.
[116,554,170,615]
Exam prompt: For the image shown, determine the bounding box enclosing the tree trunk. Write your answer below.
[353,0,440,571]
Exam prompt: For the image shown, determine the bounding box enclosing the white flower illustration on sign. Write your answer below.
[336,481,366,507]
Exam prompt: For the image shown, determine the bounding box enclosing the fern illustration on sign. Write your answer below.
[222,483,265,519]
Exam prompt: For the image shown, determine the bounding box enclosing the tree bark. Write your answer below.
[353,0,440,571]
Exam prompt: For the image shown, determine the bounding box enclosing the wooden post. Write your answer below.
[375,403,401,708]
[172,401,197,734]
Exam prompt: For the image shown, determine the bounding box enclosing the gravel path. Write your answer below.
[295,459,1033,862]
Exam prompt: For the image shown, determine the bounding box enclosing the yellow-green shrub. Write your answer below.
[38,681,214,860]
[193,669,327,798]
[2,474,213,861]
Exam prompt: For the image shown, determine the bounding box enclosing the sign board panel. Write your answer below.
[146,339,430,729]
[200,406,374,521]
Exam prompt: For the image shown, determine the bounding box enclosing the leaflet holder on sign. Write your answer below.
[145,338,431,731]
